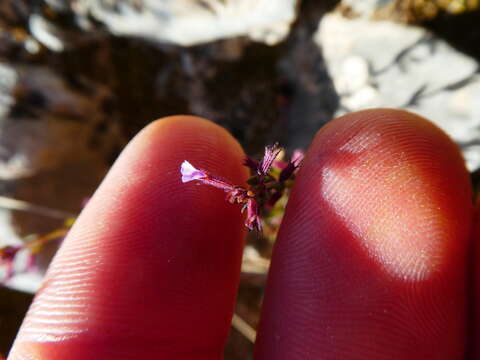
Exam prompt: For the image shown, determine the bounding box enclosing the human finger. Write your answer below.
[9,116,248,360]
[255,109,473,359]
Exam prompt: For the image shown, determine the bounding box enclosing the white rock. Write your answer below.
[81,0,298,46]
[315,14,480,171]
[29,14,65,52]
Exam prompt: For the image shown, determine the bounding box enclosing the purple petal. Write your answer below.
[180,160,207,183]
[291,149,304,164]
[259,143,281,175]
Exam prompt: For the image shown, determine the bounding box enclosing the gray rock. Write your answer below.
[315,14,480,171]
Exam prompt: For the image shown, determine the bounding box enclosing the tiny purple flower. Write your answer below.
[180,160,261,231]
[258,143,281,176]
[180,160,237,193]
[279,149,304,183]
[291,149,304,164]
[180,160,207,183]
[245,198,262,232]
[180,142,301,234]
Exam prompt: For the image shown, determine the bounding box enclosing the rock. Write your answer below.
[315,13,480,171]
[29,14,66,52]
[54,0,298,46]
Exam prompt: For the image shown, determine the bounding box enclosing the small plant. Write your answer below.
[1,144,303,284]
[181,143,303,233]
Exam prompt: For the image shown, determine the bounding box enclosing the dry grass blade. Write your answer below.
[0,196,76,219]
[232,313,256,343]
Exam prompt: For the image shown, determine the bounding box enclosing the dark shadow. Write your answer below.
[400,67,479,109]
[372,33,437,76]
[271,0,340,151]
[0,287,33,356]
[424,9,480,62]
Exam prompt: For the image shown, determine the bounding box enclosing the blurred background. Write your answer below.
[0,0,480,358]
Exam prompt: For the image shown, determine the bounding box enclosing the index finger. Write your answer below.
[9,116,248,360]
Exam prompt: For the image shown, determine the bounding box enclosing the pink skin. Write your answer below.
[8,110,480,360]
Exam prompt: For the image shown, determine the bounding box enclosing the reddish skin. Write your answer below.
[475,197,480,359]
[7,110,478,359]
[255,109,473,359]
[9,116,249,360]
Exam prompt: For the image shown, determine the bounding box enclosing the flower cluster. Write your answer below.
[180,143,303,232]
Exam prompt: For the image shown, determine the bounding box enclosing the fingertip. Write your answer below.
[138,115,245,160]
[116,115,247,188]
[255,109,473,359]
[306,109,471,279]
[10,116,248,360]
